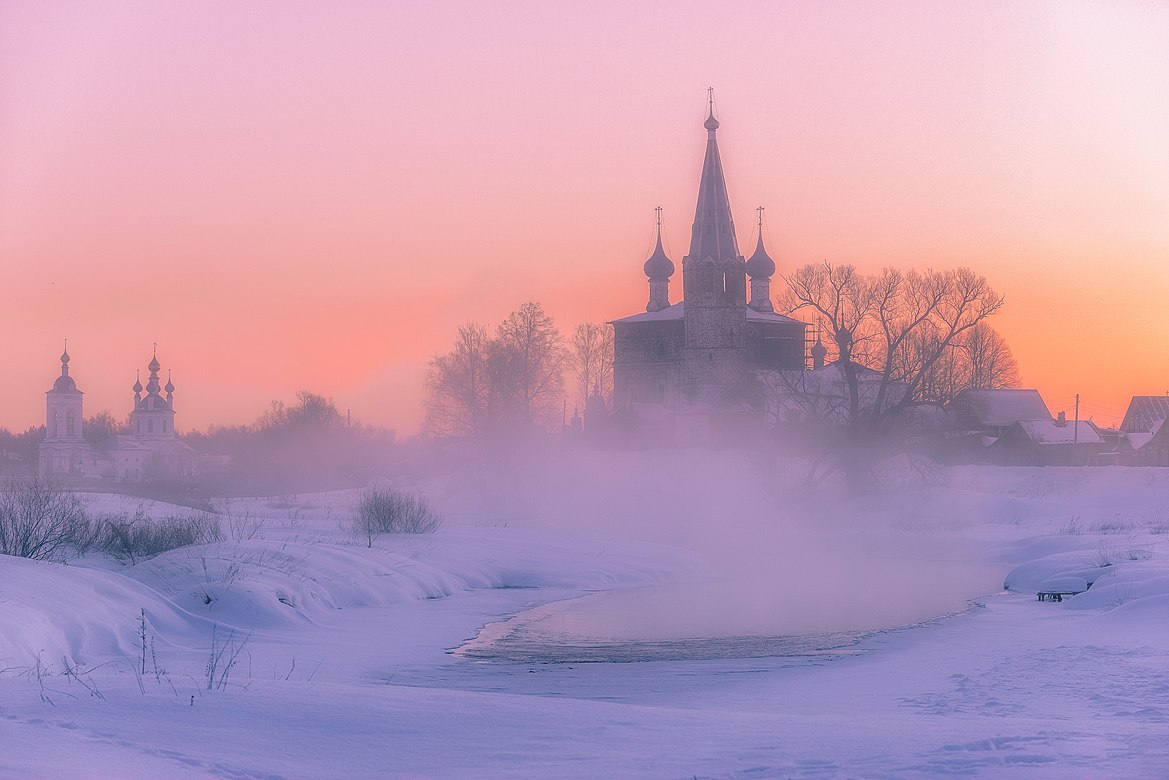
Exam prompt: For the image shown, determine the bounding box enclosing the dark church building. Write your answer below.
[611,97,807,439]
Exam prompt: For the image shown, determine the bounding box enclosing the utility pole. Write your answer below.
[1074,393,1080,444]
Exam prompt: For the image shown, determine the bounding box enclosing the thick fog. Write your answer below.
[412,443,1002,643]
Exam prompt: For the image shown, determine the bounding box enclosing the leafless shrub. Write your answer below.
[61,655,106,701]
[1124,539,1153,561]
[1088,517,1132,535]
[205,625,250,691]
[1090,542,1116,568]
[95,510,223,565]
[0,478,89,561]
[226,511,266,542]
[349,488,442,546]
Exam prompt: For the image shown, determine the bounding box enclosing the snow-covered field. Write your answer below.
[3,453,1169,778]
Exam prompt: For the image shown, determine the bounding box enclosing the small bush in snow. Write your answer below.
[350,489,442,546]
[0,478,89,561]
[95,510,223,565]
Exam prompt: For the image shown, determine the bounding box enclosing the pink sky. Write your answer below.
[2,1,1167,433]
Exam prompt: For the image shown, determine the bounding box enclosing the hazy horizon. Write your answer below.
[3,1,1166,434]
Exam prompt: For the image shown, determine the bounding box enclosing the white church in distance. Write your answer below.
[39,345,199,482]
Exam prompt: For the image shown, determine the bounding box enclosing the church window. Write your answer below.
[66,412,75,436]
[163,419,168,433]
[148,419,154,434]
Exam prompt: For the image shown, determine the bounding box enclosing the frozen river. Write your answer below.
[457,564,997,663]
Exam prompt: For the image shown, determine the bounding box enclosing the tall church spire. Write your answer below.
[688,88,740,263]
[680,89,748,430]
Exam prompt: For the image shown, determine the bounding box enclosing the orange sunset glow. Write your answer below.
[2,1,1167,434]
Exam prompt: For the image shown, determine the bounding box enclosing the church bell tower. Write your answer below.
[681,90,748,418]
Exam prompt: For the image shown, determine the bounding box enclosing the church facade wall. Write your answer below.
[612,320,684,407]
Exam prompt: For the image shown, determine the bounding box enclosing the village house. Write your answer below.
[1117,396,1169,466]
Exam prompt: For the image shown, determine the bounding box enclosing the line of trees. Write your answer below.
[424,302,613,438]
[182,391,396,494]
[778,262,1015,485]
[780,264,1013,425]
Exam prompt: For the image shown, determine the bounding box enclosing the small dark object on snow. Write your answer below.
[1036,576,1089,602]
[1036,590,1080,602]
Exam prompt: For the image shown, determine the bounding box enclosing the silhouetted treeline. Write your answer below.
[0,426,44,476]
[183,391,397,494]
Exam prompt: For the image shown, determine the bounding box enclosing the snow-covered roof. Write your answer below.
[1014,420,1103,445]
[950,389,1051,427]
[611,302,685,324]
[1127,432,1155,450]
[611,300,803,325]
[1126,418,1166,450]
[813,360,884,381]
[1120,396,1169,434]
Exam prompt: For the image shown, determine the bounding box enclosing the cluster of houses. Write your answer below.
[948,389,1169,467]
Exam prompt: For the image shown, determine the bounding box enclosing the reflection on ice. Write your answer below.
[458,568,995,663]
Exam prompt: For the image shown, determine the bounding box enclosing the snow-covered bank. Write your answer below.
[2,461,1169,777]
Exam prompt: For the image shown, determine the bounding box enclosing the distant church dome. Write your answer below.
[139,394,171,412]
[50,344,79,392]
[745,233,776,279]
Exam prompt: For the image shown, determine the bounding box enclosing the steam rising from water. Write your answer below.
[421,445,1004,652]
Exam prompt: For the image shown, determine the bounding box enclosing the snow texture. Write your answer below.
[2,458,1169,778]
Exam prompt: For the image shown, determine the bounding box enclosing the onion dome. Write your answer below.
[148,355,161,374]
[811,338,827,363]
[53,375,78,391]
[51,343,78,391]
[704,87,720,131]
[643,220,674,280]
[745,231,775,279]
[133,372,143,394]
[165,371,175,395]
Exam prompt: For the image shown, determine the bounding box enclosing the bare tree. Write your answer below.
[490,302,568,429]
[424,323,493,436]
[779,263,1005,486]
[0,479,89,561]
[963,323,1020,391]
[569,322,614,410]
[893,322,1020,404]
[84,410,129,444]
